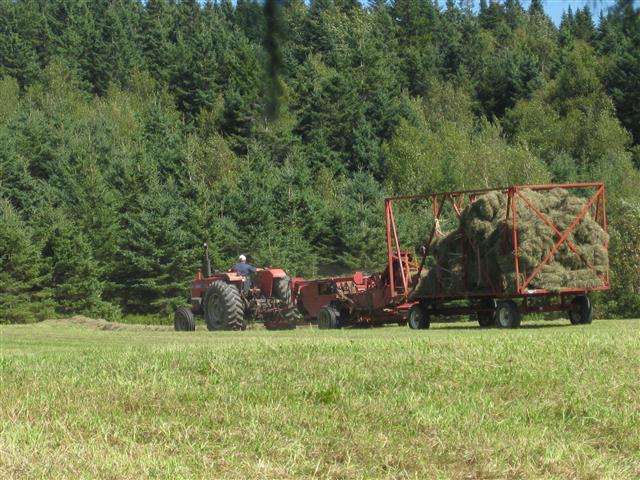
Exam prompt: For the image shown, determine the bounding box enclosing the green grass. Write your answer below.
[119,313,173,326]
[1,318,639,479]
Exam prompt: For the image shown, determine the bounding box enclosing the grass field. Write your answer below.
[1,317,639,479]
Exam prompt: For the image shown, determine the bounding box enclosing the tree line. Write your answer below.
[1,0,639,322]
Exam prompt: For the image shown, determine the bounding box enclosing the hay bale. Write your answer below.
[412,188,609,297]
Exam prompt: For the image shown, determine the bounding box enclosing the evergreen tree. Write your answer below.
[604,1,640,144]
[0,1,40,86]
[36,208,118,319]
[608,46,640,144]
[141,0,177,85]
[573,7,595,43]
[478,49,543,118]
[92,0,144,94]
[558,6,574,46]
[528,0,544,17]
[111,180,198,314]
[0,199,53,323]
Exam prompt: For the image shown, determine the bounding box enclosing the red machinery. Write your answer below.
[292,262,416,328]
[386,182,609,329]
[294,183,609,329]
[174,244,297,331]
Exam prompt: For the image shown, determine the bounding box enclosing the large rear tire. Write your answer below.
[408,304,430,329]
[273,276,296,329]
[494,300,521,328]
[204,281,245,331]
[569,295,592,325]
[174,307,195,331]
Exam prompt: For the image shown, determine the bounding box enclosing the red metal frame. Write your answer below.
[385,183,609,304]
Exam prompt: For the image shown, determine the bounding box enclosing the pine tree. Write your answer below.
[36,208,118,319]
[478,50,543,118]
[503,0,524,29]
[111,180,198,314]
[573,7,595,43]
[220,34,263,145]
[605,0,640,144]
[96,0,144,93]
[234,0,264,43]
[558,8,574,47]
[141,0,177,85]
[0,1,40,87]
[528,0,544,17]
[0,199,53,323]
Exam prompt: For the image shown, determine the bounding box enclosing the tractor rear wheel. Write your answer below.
[408,304,430,329]
[569,295,592,325]
[318,305,340,329]
[273,276,296,329]
[174,307,195,331]
[494,300,521,328]
[204,281,245,331]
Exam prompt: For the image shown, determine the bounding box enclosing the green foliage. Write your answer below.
[0,199,53,323]
[36,208,119,320]
[0,76,19,123]
[602,201,640,317]
[478,49,544,117]
[385,90,550,196]
[111,181,198,315]
[0,0,639,320]
[603,2,640,144]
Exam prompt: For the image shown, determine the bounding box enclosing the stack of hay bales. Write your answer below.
[412,188,608,297]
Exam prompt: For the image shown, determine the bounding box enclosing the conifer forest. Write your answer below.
[1,0,639,322]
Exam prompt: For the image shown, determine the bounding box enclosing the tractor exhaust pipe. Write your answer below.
[202,242,212,278]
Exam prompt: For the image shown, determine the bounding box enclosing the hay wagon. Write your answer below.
[384,182,609,329]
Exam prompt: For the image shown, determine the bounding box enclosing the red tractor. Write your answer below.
[174,244,297,331]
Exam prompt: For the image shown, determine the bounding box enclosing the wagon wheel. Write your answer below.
[174,307,195,331]
[494,300,521,329]
[273,276,296,329]
[204,281,245,331]
[318,305,340,329]
[569,295,592,325]
[477,298,497,328]
[408,303,430,330]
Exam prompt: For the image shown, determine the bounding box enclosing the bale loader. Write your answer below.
[174,244,297,331]
[386,183,609,329]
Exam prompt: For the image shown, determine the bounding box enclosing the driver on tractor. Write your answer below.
[232,254,257,292]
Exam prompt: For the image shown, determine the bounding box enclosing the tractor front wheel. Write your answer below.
[174,307,195,331]
[318,305,340,329]
[204,281,245,331]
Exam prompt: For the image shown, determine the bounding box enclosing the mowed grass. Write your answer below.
[1,318,639,479]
